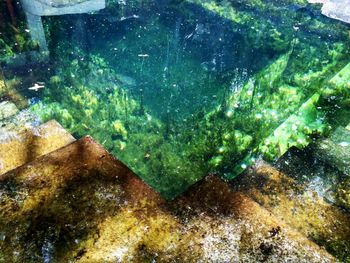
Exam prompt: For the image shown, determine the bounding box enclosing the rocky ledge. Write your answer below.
[309,0,350,24]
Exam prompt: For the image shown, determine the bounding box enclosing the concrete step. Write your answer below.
[0,119,75,175]
[0,136,334,262]
[233,159,350,261]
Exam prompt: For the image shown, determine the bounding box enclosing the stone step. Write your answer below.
[0,136,334,262]
[0,119,75,175]
[310,126,350,176]
[233,159,350,261]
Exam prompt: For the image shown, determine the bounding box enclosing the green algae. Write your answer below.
[258,93,327,160]
[22,0,350,200]
[28,2,348,198]
[0,1,350,261]
[0,2,39,62]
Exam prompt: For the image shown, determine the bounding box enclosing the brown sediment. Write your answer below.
[234,160,350,260]
[0,139,336,262]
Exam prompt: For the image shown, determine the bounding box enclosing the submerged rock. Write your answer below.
[0,101,18,120]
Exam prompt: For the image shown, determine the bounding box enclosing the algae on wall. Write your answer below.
[30,0,350,199]
[0,1,39,63]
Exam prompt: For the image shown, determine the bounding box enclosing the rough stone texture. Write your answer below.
[0,109,39,137]
[0,101,18,120]
[333,177,350,211]
[234,159,350,261]
[81,177,334,262]
[36,0,90,8]
[0,120,75,175]
[311,126,350,176]
[308,0,350,24]
[306,125,350,213]
[0,137,334,262]
[321,0,350,24]
[21,0,105,16]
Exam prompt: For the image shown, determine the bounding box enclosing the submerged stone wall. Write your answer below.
[20,0,105,51]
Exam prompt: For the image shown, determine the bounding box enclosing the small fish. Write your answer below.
[138,54,149,58]
[185,32,194,39]
[120,14,140,21]
[28,83,45,91]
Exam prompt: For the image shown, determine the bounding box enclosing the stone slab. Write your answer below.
[36,0,90,8]
[311,126,350,176]
[0,137,334,262]
[0,119,75,175]
[21,0,105,16]
[321,0,350,24]
[309,0,350,24]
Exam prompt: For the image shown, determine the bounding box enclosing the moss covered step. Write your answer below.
[234,159,350,261]
[310,126,350,176]
[306,125,350,212]
[0,119,75,175]
[0,136,334,262]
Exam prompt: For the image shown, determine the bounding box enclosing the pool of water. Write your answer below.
[1,0,350,199]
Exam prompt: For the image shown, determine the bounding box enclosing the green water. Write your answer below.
[1,0,350,199]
